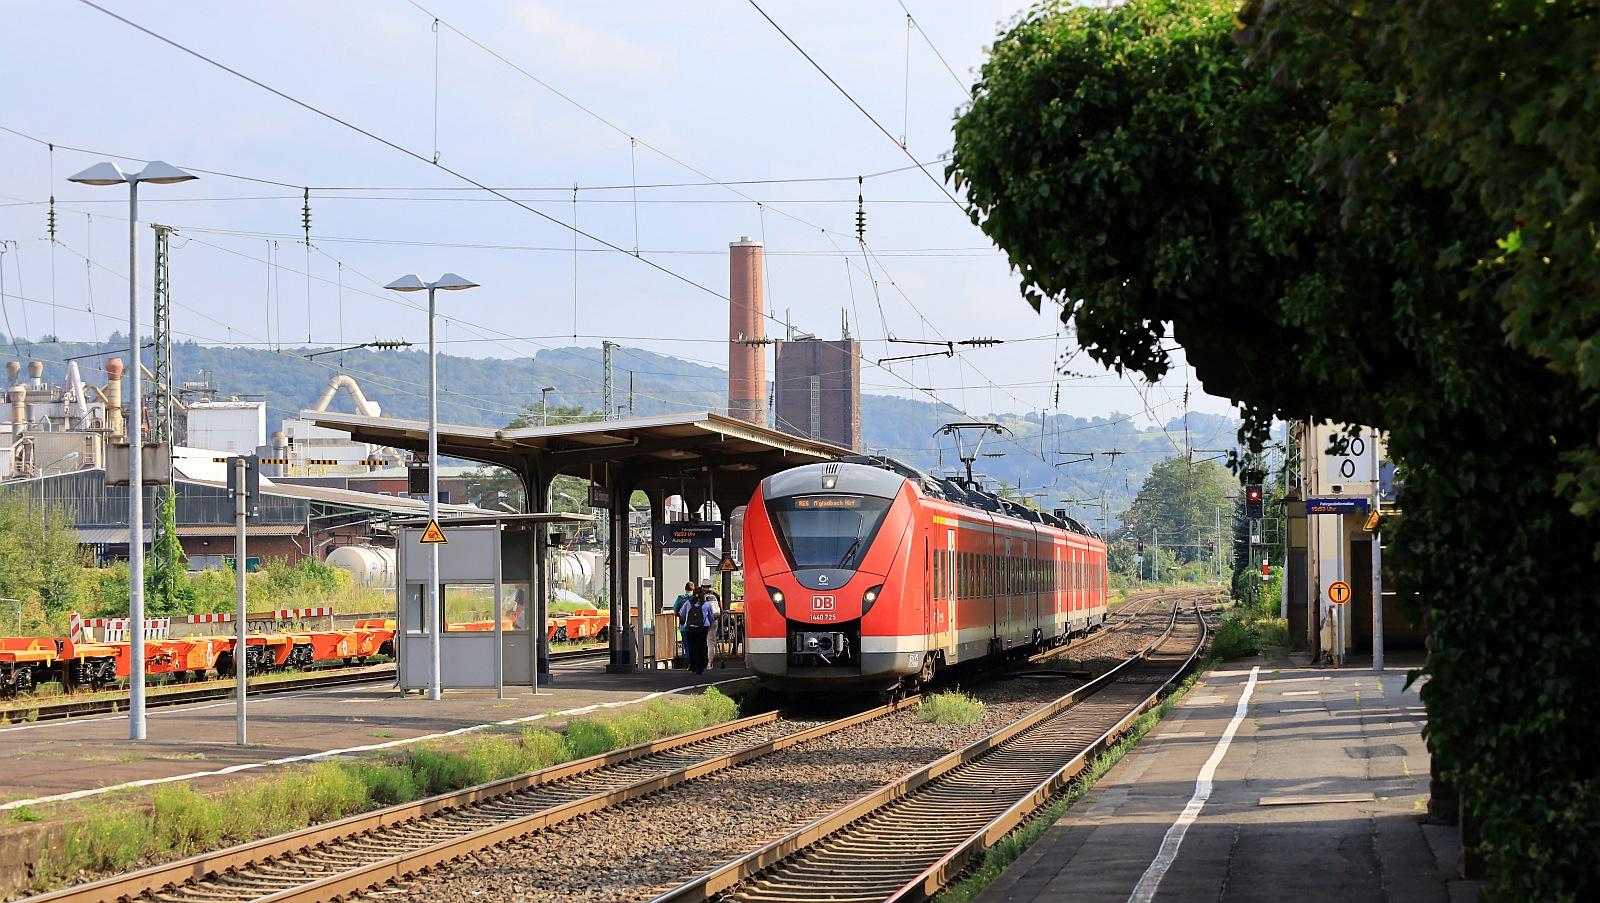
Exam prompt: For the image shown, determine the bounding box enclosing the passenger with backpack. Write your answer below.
[671,581,695,659]
[681,577,721,674]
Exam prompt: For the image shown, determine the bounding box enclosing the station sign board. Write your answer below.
[656,521,723,548]
[1305,497,1370,515]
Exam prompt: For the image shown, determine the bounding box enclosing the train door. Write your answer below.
[943,528,957,658]
[1054,544,1065,639]
[1001,536,1013,648]
[922,531,932,650]
[1020,537,1034,647]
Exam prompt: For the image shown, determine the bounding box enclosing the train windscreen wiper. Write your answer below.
[836,537,861,568]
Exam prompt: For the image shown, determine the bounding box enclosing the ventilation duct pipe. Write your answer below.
[311,374,382,417]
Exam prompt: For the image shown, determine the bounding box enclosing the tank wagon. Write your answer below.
[742,458,1108,694]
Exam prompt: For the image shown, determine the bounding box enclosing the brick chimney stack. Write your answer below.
[728,237,766,425]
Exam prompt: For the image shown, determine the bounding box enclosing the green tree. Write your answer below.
[0,489,89,629]
[146,488,194,616]
[507,403,599,430]
[1115,457,1234,564]
[949,1,1597,897]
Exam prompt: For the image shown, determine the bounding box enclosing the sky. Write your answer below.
[0,0,1239,432]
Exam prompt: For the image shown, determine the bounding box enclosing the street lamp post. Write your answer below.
[541,386,555,426]
[68,160,197,741]
[42,450,81,476]
[386,273,477,701]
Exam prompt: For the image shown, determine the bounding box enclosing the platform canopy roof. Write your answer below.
[299,410,850,509]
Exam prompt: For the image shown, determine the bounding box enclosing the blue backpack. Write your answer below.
[683,597,708,629]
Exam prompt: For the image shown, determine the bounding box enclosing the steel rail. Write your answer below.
[646,604,1205,903]
[24,696,909,903]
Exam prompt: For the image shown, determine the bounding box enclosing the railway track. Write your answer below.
[0,646,607,724]
[23,695,901,903]
[664,602,1207,903]
[19,590,1205,903]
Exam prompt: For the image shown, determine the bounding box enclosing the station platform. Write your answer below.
[0,653,751,814]
[976,651,1481,903]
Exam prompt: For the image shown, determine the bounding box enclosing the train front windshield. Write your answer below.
[766,494,893,570]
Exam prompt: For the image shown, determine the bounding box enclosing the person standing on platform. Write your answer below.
[672,581,695,659]
[682,577,721,675]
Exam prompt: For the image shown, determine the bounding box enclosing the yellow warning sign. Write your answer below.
[420,520,448,544]
[1328,581,1351,604]
[718,554,738,572]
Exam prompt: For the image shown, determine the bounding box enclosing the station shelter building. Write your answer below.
[1283,421,1423,665]
[304,409,848,688]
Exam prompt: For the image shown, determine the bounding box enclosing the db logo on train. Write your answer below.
[811,595,836,611]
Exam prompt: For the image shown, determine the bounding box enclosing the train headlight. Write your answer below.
[766,586,786,616]
[861,584,885,615]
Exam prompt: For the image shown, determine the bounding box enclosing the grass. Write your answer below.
[1209,599,1290,661]
[916,690,985,725]
[30,687,739,891]
[933,666,1210,903]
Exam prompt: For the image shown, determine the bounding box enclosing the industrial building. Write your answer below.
[773,328,862,452]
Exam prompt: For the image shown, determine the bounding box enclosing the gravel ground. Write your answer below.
[358,610,1183,903]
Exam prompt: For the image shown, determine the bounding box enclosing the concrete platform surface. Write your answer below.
[0,655,750,813]
[976,653,1481,903]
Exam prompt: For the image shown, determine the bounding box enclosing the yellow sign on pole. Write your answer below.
[1328,580,1351,605]
[1363,510,1380,532]
[718,554,738,573]
[419,520,448,544]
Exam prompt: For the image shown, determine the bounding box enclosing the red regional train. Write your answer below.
[742,458,1109,694]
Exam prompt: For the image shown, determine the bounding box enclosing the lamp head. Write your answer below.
[384,274,428,292]
[134,160,199,184]
[431,273,478,291]
[542,386,556,393]
[67,162,130,186]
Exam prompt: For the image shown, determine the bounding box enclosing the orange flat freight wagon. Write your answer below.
[0,638,56,697]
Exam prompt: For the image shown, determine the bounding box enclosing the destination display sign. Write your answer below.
[1305,497,1370,515]
[794,496,862,509]
[655,521,724,548]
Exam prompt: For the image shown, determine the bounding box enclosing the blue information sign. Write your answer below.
[1305,497,1370,515]
[655,522,724,548]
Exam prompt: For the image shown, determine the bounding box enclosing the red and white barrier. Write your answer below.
[81,617,171,642]
[273,607,332,619]
[183,613,233,623]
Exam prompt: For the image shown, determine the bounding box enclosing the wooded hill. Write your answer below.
[2,336,1239,529]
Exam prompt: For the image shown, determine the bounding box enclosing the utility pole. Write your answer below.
[151,224,175,451]
[1215,506,1223,582]
[1153,528,1159,585]
[602,340,616,420]
[1371,428,1384,672]
[151,224,177,613]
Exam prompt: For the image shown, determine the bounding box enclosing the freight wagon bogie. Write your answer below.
[1,663,36,698]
